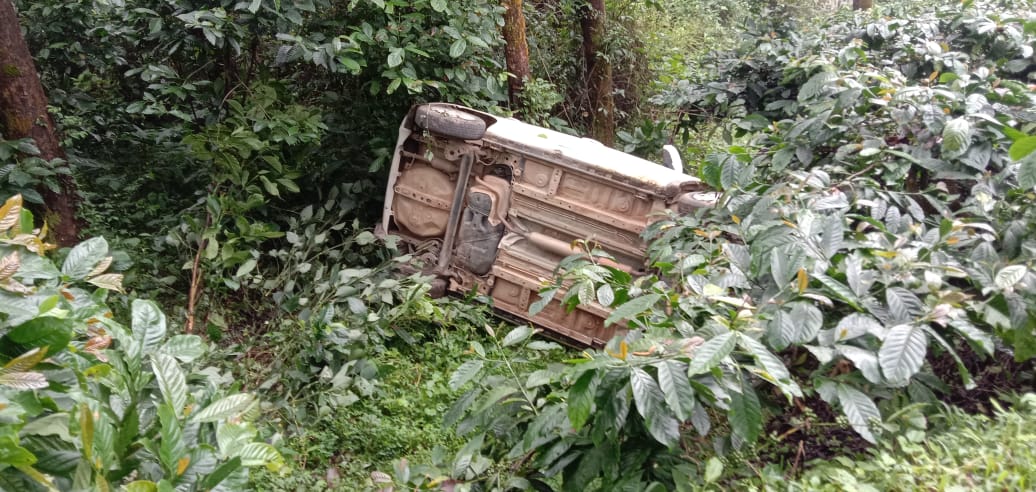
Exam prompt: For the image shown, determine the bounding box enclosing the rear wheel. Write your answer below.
[414,104,487,140]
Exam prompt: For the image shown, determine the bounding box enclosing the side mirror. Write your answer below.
[662,145,682,173]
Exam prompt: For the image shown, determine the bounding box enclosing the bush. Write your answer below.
[410,1,1036,489]
[785,394,1036,491]
[0,194,281,490]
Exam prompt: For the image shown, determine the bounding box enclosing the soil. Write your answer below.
[930,343,1035,415]
[757,343,1035,473]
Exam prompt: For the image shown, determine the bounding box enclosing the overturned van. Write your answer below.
[377,104,715,346]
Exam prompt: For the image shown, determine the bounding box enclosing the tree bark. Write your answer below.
[579,0,615,147]
[0,0,82,245]
[852,0,873,10]
[502,0,531,111]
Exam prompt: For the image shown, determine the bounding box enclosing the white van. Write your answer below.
[378,104,715,346]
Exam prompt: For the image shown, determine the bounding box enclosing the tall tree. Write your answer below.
[0,0,82,245]
[503,0,531,111]
[852,0,873,9]
[580,0,615,147]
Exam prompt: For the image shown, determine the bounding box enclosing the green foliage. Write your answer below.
[401,1,1036,490]
[16,0,516,326]
[0,195,280,490]
[359,324,572,491]
[12,0,1036,489]
[777,394,1036,491]
[0,138,71,205]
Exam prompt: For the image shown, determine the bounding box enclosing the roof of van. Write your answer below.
[482,116,702,198]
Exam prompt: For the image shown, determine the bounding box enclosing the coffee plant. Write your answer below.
[0,195,281,490]
[408,1,1036,489]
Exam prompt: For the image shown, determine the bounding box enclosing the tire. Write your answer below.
[414,104,487,140]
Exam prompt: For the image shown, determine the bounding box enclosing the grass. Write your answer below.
[740,394,1036,491]
[243,306,573,490]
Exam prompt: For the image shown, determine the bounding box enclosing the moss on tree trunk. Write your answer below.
[503,0,531,112]
[0,0,82,245]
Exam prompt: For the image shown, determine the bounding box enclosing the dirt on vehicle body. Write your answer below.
[378,104,714,346]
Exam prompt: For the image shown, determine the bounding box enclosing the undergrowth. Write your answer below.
[778,393,1036,491]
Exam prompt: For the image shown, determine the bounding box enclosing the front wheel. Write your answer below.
[414,104,487,140]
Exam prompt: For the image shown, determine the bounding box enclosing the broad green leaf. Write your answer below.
[769,245,803,286]
[7,317,73,354]
[565,441,614,491]
[444,388,480,427]
[814,274,861,310]
[1008,136,1036,161]
[604,293,662,327]
[596,284,615,307]
[728,381,762,443]
[836,383,881,443]
[687,332,736,375]
[835,345,883,384]
[1019,154,1036,189]
[449,39,467,58]
[656,360,695,421]
[474,385,518,412]
[527,340,562,351]
[159,335,206,363]
[61,237,108,280]
[719,159,745,190]
[452,433,484,477]
[567,371,595,430]
[798,70,835,101]
[502,326,533,347]
[79,403,94,463]
[819,214,843,259]
[949,320,994,356]
[235,259,257,278]
[529,288,557,316]
[878,324,927,383]
[819,313,883,345]
[217,423,257,458]
[630,368,680,447]
[885,287,923,323]
[737,334,800,396]
[235,442,282,468]
[124,481,158,492]
[994,265,1027,289]
[387,48,404,68]
[941,117,971,158]
[449,359,484,390]
[923,326,974,390]
[192,394,255,423]
[783,302,823,345]
[430,0,447,12]
[704,457,723,483]
[151,353,188,416]
[131,300,167,363]
[202,457,242,489]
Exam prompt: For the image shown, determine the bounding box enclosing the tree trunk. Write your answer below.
[579,0,615,147]
[502,0,531,111]
[0,0,81,245]
[852,0,873,10]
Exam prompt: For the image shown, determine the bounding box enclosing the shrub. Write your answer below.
[0,194,281,490]
[784,394,1036,491]
[412,1,1036,489]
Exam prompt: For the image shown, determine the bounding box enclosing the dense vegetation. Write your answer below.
[1,0,1034,490]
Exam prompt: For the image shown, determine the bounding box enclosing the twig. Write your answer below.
[185,207,213,333]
